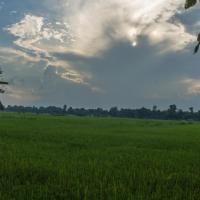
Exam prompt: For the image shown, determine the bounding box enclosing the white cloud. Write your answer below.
[58,0,195,55]
[182,78,200,95]
[4,0,199,102]
[6,15,44,39]
[5,15,73,53]
[6,1,196,58]
[5,14,88,85]
[147,22,195,53]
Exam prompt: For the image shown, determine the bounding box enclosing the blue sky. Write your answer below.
[1,0,200,109]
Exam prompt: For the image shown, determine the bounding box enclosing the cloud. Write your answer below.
[5,15,72,53]
[6,15,44,39]
[182,78,200,95]
[57,0,195,55]
[5,14,89,86]
[2,0,200,106]
[0,1,4,11]
[6,86,40,102]
[0,47,41,63]
[147,22,195,53]
[5,1,196,80]
[6,1,196,57]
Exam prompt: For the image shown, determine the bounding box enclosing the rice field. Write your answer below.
[0,113,200,199]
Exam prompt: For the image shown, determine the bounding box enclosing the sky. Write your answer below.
[1,0,200,109]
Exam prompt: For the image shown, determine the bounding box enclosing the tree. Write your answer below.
[0,101,4,111]
[152,105,157,112]
[63,105,67,114]
[167,104,178,119]
[169,105,177,113]
[189,107,194,114]
[185,0,200,9]
[185,0,200,53]
[0,68,8,111]
[109,107,118,117]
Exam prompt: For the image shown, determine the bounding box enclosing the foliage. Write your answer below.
[0,68,8,96]
[184,1,200,53]
[5,104,200,121]
[0,69,7,110]
[185,0,199,9]
[0,101,4,111]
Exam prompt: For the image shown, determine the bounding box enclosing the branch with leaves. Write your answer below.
[185,0,200,53]
[185,0,200,9]
[0,69,8,94]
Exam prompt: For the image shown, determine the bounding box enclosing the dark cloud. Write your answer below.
[48,40,200,109]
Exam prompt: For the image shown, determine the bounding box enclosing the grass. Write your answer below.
[1,113,200,199]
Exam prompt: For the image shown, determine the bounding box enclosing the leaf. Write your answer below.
[194,43,200,54]
[185,0,197,9]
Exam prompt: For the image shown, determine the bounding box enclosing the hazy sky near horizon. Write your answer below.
[1,0,200,109]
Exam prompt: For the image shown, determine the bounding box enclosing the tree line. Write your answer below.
[0,0,198,120]
[3,104,200,120]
